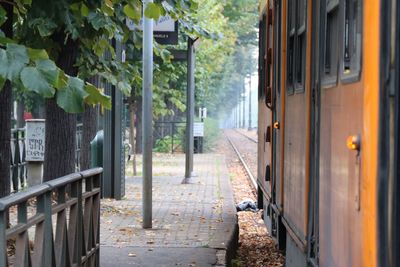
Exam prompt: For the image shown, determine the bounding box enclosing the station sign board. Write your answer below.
[126,15,178,45]
[26,119,45,162]
[193,122,204,137]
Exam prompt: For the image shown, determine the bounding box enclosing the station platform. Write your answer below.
[99,153,238,267]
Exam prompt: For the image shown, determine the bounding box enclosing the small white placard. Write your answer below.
[126,16,175,32]
[26,120,45,162]
[121,49,126,63]
[193,122,204,137]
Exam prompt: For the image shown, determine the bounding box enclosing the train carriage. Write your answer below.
[257,0,400,266]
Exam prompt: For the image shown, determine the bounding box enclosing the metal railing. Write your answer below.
[153,121,186,153]
[10,124,84,192]
[0,168,102,267]
[10,129,27,192]
[76,123,83,171]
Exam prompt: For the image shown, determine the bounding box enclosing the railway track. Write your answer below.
[233,129,258,143]
[224,130,257,190]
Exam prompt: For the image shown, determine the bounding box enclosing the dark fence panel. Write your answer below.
[10,124,84,192]
[10,129,26,192]
[0,168,102,267]
[76,123,83,171]
[153,122,186,153]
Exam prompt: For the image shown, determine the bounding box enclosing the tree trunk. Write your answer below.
[128,99,137,175]
[80,77,98,171]
[43,99,77,181]
[0,1,13,198]
[0,81,12,197]
[136,97,143,154]
[16,101,25,128]
[43,37,79,181]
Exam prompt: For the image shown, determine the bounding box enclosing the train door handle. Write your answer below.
[346,134,361,152]
[265,165,271,181]
[266,126,271,143]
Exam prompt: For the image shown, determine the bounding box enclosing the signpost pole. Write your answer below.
[242,81,245,129]
[248,75,252,130]
[185,38,195,179]
[142,0,153,229]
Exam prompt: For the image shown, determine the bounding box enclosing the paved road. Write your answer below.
[100,154,238,267]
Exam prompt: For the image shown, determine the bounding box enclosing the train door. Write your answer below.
[257,2,273,230]
[257,8,267,209]
[308,0,321,265]
[318,0,363,266]
[258,0,279,241]
[379,0,400,265]
[282,0,310,266]
[392,2,400,262]
[271,0,286,249]
[393,1,400,263]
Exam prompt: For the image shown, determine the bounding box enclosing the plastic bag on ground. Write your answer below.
[236,199,258,212]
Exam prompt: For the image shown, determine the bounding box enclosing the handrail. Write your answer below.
[0,168,103,267]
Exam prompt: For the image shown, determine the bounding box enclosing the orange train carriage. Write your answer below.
[257,0,399,266]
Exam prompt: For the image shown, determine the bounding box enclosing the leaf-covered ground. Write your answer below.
[219,130,285,267]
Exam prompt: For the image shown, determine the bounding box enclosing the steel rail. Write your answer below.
[233,129,258,143]
[224,130,257,190]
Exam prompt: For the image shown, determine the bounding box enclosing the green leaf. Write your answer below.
[0,49,6,80]
[93,38,109,57]
[55,70,68,90]
[29,18,57,37]
[84,83,111,109]
[0,6,6,26]
[88,12,108,31]
[117,80,131,95]
[20,67,55,97]
[0,44,29,81]
[101,3,114,17]
[27,48,49,61]
[123,4,141,21]
[190,1,199,10]
[0,75,5,90]
[70,3,80,12]
[35,59,59,86]
[145,3,161,20]
[81,3,90,17]
[57,77,88,113]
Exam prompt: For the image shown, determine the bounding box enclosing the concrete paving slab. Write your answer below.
[100,154,238,266]
[100,247,217,267]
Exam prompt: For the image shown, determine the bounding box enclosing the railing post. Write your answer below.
[43,191,54,266]
[19,129,26,188]
[15,201,30,266]
[0,210,7,267]
[77,180,83,266]
[171,123,174,154]
[93,173,101,266]
[11,130,19,191]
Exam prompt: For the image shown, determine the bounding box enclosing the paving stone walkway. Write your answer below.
[100,153,238,267]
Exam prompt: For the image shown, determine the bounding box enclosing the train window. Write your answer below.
[259,16,267,100]
[286,0,295,95]
[287,0,307,94]
[295,0,307,93]
[341,0,362,83]
[322,0,340,87]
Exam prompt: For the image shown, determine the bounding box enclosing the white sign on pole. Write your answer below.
[202,108,207,119]
[126,16,175,32]
[198,108,207,119]
[26,119,45,162]
[193,122,204,137]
